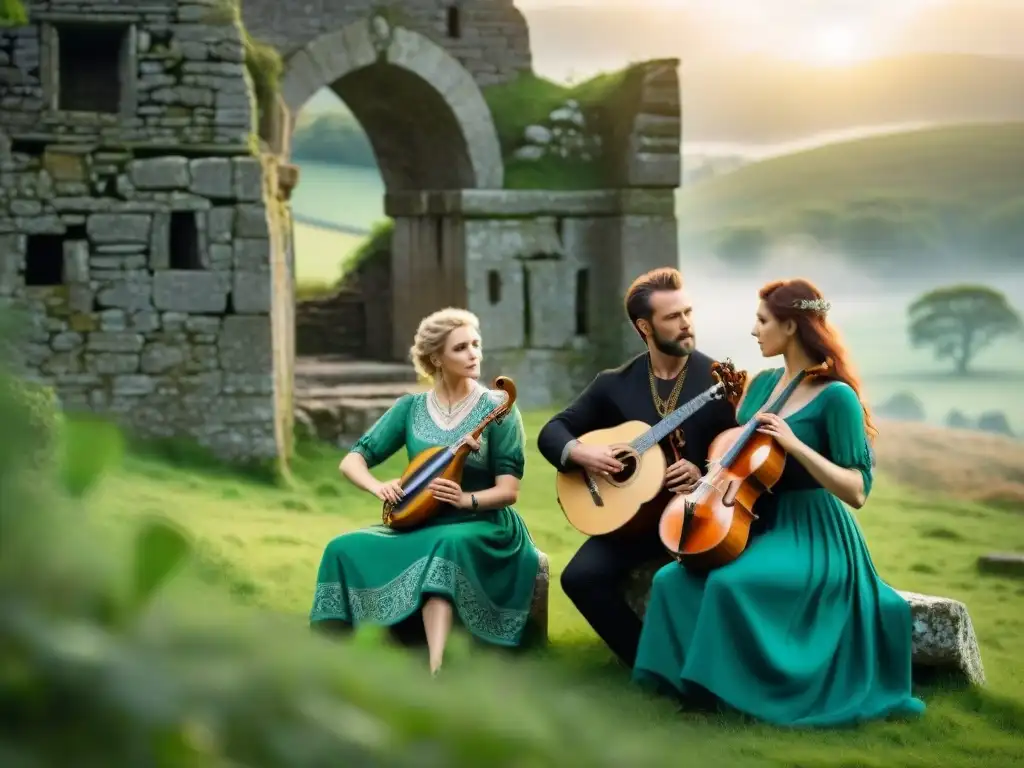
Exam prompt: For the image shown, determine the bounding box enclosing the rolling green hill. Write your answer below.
[678,122,1024,265]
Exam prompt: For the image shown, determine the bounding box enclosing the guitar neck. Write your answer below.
[630,383,722,454]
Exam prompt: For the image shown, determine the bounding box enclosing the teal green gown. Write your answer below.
[309,387,541,647]
[632,369,926,726]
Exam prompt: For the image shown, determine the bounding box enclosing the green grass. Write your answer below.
[82,410,1024,767]
[678,122,1024,255]
[482,69,635,189]
[292,221,369,298]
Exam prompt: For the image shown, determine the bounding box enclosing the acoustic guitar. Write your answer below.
[557,360,745,537]
[382,376,516,531]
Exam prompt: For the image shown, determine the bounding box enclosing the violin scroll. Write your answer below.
[492,375,517,412]
[711,359,747,407]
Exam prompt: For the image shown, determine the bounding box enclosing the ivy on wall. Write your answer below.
[0,0,28,27]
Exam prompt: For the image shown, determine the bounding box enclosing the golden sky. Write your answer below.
[518,0,951,65]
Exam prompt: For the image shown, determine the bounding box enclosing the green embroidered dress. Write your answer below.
[310,386,540,646]
[632,369,926,726]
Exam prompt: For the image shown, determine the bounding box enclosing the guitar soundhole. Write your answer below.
[610,450,638,483]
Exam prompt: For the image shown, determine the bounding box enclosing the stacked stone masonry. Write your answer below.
[1,1,284,463]
[241,0,532,88]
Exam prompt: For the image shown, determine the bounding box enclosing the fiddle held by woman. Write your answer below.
[633,278,926,727]
[308,308,540,676]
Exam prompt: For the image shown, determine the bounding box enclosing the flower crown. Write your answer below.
[792,298,831,313]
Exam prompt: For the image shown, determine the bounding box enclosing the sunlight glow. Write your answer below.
[804,23,868,66]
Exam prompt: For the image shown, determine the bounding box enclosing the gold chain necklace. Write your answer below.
[648,357,689,417]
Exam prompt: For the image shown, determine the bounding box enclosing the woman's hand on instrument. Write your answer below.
[373,479,405,506]
[755,413,802,453]
[568,443,624,476]
[666,458,701,493]
[462,435,481,452]
[429,478,469,508]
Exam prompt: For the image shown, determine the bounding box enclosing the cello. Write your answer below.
[382,376,517,531]
[658,364,826,572]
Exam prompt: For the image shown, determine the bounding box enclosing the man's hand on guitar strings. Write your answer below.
[666,458,701,494]
[568,442,624,476]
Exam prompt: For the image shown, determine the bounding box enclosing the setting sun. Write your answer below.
[805,23,868,66]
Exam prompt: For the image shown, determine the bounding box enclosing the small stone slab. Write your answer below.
[622,560,985,686]
[529,550,551,644]
[977,552,1024,579]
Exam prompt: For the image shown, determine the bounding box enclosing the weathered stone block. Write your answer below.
[87,352,141,375]
[96,280,152,311]
[87,214,152,244]
[112,375,156,396]
[233,237,270,270]
[86,332,145,354]
[218,315,271,373]
[189,157,233,198]
[528,550,550,643]
[232,157,263,201]
[141,342,187,374]
[152,271,229,313]
[149,213,170,270]
[62,240,89,283]
[234,204,268,238]
[622,560,985,686]
[207,207,234,242]
[43,150,86,182]
[232,270,270,313]
[129,157,190,190]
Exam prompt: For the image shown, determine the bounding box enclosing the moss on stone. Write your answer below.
[243,30,282,134]
[340,219,393,278]
[0,0,27,27]
[483,66,647,190]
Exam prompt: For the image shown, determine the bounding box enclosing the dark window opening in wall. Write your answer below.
[435,218,444,265]
[169,212,202,270]
[575,268,589,335]
[486,270,501,304]
[25,235,64,286]
[57,23,129,113]
[446,5,462,38]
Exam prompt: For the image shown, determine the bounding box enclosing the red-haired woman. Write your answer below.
[632,278,925,726]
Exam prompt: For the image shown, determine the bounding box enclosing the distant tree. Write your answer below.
[714,225,767,266]
[290,112,378,169]
[907,285,1023,375]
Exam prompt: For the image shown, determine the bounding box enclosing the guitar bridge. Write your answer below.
[582,470,605,507]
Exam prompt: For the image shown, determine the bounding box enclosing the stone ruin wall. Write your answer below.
[241,0,531,89]
[0,0,288,463]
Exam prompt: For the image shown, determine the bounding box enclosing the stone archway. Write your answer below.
[279,17,504,190]
[280,16,507,367]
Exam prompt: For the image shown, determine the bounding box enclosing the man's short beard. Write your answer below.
[652,329,691,357]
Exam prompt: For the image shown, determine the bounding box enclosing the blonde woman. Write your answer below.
[309,308,540,675]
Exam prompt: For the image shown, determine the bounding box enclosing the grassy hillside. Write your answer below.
[678,122,1024,264]
[72,413,1024,766]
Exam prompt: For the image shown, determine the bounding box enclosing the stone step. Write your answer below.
[295,395,403,446]
[294,356,419,387]
[296,382,426,400]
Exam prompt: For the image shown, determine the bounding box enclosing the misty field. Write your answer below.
[81,413,1024,767]
[675,122,1024,237]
